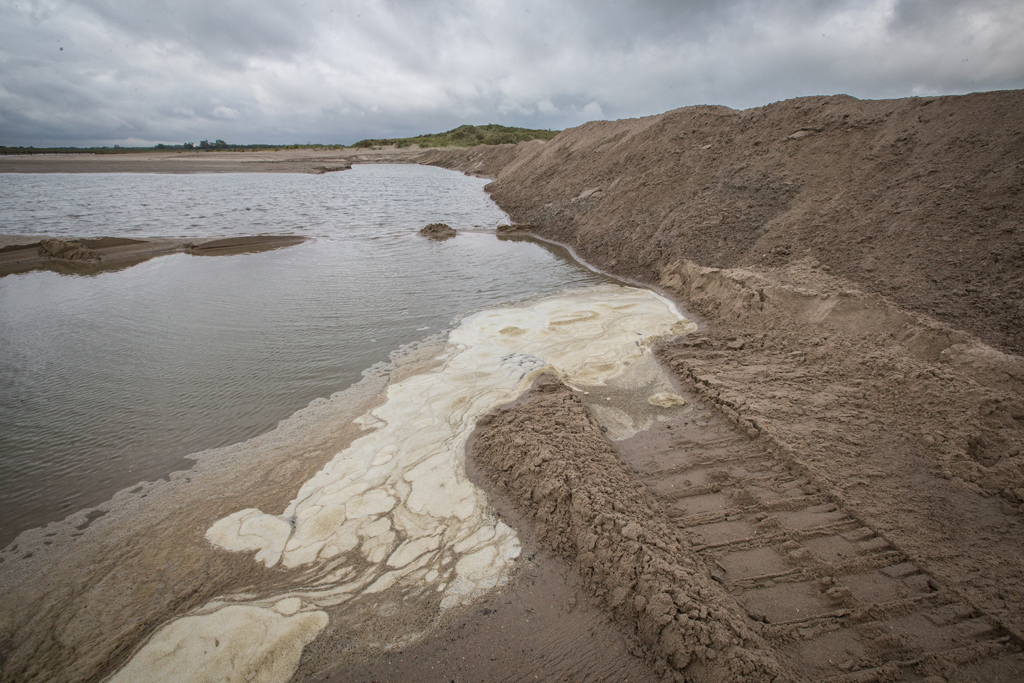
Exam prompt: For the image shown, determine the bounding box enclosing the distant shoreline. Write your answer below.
[0,148,425,174]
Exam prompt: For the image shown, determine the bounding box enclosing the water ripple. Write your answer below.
[0,165,607,547]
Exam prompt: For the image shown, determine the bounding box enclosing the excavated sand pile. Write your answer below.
[423,90,1024,356]
[427,90,1024,681]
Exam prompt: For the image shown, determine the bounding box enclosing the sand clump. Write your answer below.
[495,223,536,236]
[471,377,789,682]
[36,238,102,262]
[419,222,457,239]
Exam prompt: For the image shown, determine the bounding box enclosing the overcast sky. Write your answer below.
[2,0,1022,146]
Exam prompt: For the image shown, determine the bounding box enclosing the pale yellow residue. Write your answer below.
[648,392,689,408]
[546,310,598,326]
[108,606,327,683]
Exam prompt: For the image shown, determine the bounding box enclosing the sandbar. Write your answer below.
[0,234,310,276]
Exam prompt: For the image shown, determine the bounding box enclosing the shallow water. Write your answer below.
[0,165,607,547]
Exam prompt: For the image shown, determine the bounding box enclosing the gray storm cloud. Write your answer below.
[1,0,1022,146]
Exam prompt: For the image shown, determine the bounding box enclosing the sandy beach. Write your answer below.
[2,89,1023,682]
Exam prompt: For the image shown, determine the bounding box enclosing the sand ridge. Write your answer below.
[0,148,421,174]
[426,89,1024,356]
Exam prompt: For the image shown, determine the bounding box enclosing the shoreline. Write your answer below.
[0,275,686,683]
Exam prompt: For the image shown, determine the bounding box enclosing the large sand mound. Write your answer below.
[427,90,1024,681]
[424,90,1024,356]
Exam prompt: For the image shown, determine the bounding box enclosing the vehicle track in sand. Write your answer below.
[617,398,1024,682]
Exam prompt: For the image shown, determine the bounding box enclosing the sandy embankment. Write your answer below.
[423,90,1024,680]
[0,234,310,276]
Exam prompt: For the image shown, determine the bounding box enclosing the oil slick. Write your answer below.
[112,283,695,682]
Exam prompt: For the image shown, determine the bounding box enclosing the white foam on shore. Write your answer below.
[112,283,694,683]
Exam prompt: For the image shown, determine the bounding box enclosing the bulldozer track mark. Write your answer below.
[617,401,1024,681]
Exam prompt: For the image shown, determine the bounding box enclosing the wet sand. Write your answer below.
[0,234,310,276]
[328,435,664,683]
[0,284,691,683]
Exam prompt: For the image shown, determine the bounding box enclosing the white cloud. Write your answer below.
[212,106,241,121]
[536,99,558,115]
[581,101,603,119]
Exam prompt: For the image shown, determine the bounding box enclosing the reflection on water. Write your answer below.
[0,164,506,239]
[0,165,607,547]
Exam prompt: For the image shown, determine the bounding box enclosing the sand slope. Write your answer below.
[425,90,1024,355]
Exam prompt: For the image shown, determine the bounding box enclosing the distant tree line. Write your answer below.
[351,124,560,149]
[0,123,561,155]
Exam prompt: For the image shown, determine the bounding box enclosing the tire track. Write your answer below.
[617,399,1024,681]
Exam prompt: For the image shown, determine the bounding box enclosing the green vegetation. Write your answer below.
[350,124,559,149]
[0,124,559,155]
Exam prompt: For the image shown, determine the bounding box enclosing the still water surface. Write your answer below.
[0,165,607,547]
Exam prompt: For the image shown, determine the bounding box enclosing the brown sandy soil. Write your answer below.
[427,90,1024,681]
[324,547,660,683]
[0,147,424,174]
[470,378,790,682]
[419,222,458,239]
[468,375,1024,681]
[0,234,309,276]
